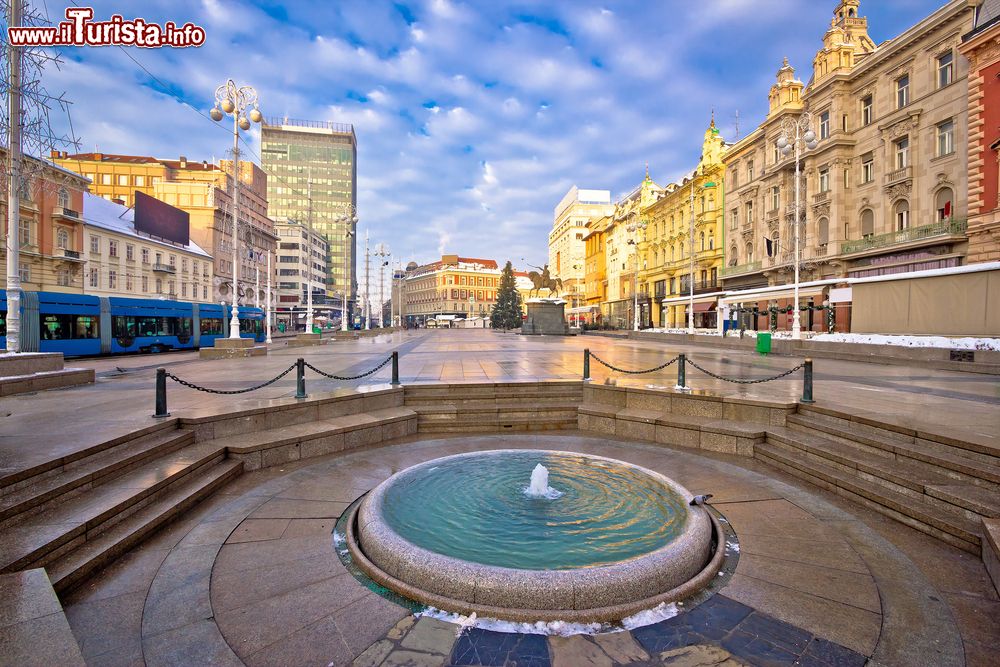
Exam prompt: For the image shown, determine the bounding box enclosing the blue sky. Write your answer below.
[40,0,951,269]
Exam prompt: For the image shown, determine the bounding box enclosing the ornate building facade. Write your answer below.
[721,0,975,310]
[640,119,727,328]
[548,187,614,317]
[961,0,1000,263]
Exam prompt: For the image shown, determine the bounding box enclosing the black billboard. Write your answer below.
[134,191,190,246]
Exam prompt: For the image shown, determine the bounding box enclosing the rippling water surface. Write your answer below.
[379,451,689,569]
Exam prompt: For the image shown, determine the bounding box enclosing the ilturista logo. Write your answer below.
[7,7,206,48]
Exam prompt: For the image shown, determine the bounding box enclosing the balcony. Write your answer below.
[678,279,721,295]
[152,263,177,274]
[52,206,82,221]
[841,219,968,255]
[721,261,762,278]
[813,191,830,205]
[53,248,82,261]
[885,166,912,186]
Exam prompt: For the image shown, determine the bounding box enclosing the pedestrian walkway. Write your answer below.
[1,330,997,479]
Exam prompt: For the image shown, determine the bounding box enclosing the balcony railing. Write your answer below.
[721,261,762,277]
[885,166,912,185]
[152,263,177,274]
[52,206,81,220]
[54,248,81,260]
[813,191,830,205]
[840,219,968,255]
[678,279,721,295]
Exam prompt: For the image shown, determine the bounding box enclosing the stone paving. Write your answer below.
[2,330,998,479]
[60,432,999,666]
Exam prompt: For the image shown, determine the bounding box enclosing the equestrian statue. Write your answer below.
[527,264,563,299]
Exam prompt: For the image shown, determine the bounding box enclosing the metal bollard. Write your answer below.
[295,358,307,399]
[391,351,400,385]
[153,368,170,418]
[583,348,591,381]
[677,353,687,390]
[801,358,815,404]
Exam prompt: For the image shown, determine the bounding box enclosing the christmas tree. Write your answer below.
[491,261,523,330]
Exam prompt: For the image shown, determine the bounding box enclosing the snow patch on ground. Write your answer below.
[812,333,1000,351]
[620,602,680,629]
[419,601,683,635]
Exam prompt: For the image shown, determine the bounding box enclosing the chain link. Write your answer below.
[165,363,297,395]
[685,359,806,385]
[588,353,680,375]
[304,355,394,381]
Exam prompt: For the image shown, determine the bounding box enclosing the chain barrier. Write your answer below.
[588,352,679,375]
[304,355,394,381]
[163,363,298,395]
[685,358,806,385]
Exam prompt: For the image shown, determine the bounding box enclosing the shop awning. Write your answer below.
[660,293,722,306]
[692,302,715,313]
[567,306,599,313]
[720,284,829,305]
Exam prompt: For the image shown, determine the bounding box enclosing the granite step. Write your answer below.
[47,459,242,595]
[755,442,981,554]
[0,569,86,665]
[419,414,578,433]
[925,484,1000,519]
[0,428,196,525]
[0,441,225,573]
[766,426,956,496]
[786,412,1000,488]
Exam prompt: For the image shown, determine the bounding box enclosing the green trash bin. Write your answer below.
[756,332,772,356]
[312,325,321,334]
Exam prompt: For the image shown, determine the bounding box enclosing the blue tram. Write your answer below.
[0,291,265,357]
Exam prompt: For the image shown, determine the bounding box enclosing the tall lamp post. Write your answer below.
[777,111,817,340]
[375,243,390,328]
[210,79,262,339]
[626,215,647,331]
[338,204,358,331]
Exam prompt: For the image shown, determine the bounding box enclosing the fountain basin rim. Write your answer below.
[353,450,715,619]
[346,499,725,623]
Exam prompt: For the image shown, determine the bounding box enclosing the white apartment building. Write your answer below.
[274,219,331,328]
[548,187,614,310]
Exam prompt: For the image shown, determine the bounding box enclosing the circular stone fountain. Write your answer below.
[347,450,723,622]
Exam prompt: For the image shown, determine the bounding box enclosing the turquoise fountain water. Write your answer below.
[378,450,690,570]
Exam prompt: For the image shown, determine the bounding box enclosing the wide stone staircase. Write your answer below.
[405,381,582,433]
[757,404,1000,555]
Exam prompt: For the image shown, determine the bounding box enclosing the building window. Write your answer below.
[108,270,117,289]
[57,269,70,287]
[894,137,909,169]
[135,175,146,187]
[141,247,149,264]
[861,209,875,238]
[142,276,148,292]
[90,235,100,254]
[57,187,69,209]
[117,174,128,186]
[937,52,953,88]
[89,267,99,288]
[19,265,30,283]
[126,274,133,291]
[731,168,739,189]
[819,168,830,193]
[894,200,910,231]
[699,232,705,251]
[101,174,112,185]
[125,244,134,261]
[203,286,208,300]
[937,120,954,157]
[182,283,188,298]
[182,258,188,273]
[56,228,69,249]
[109,240,118,257]
[818,217,830,247]
[896,75,909,109]
[819,111,830,140]
[861,95,873,126]
[861,153,874,183]
[745,201,754,226]
[936,187,954,221]
[730,209,738,230]
[747,160,754,181]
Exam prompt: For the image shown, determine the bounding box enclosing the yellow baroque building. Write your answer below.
[639,119,728,328]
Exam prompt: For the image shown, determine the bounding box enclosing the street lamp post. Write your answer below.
[339,205,358,331]
[210,79,262,339]
[777,111,817,340]
[626,215,647,331]
[375,243,390,328]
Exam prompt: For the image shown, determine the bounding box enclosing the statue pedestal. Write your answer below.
[521,300,571,336]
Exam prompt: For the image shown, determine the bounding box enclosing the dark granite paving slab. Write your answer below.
[450,628,550,667]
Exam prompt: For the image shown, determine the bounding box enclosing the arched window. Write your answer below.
[670,246,675,262]
[57,187,69,209]
[861,209,875,238]
[935,187,954,221]
[699,232,705,251]
[729,245,739,266]
[818,217,829,247]
[709,235,715,250]
[894,200,910,231]
[746,242,754,261]
[56,228,69,249]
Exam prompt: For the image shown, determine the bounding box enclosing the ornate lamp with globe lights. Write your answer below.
[210,80,262,339]
[625,216,648,331]
[338,204,359,331]
[776,112,818,340]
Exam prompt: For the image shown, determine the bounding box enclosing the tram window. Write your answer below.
[0,311,6,337]
[113,316,136,337]
[135,317,181,336]
[179,318,192,334]
[200,318,222,335]
[41,314,99,339]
